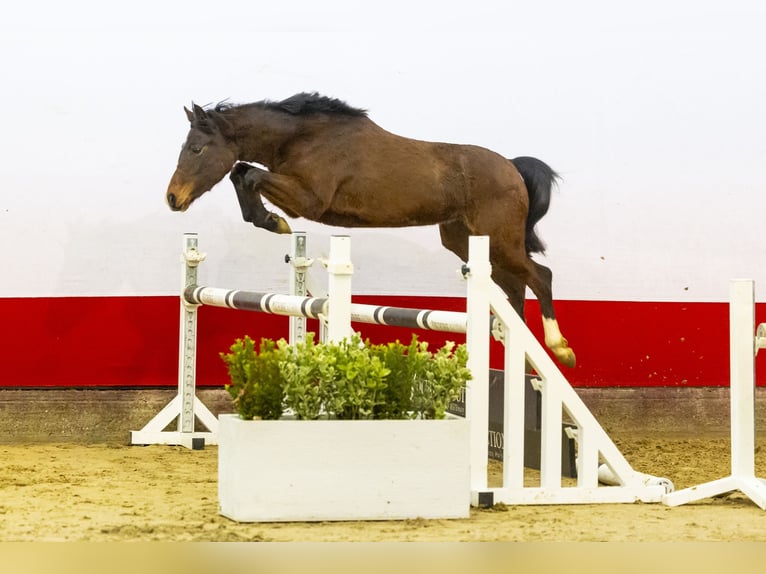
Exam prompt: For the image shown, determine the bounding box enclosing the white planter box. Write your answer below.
[218,414,470,522]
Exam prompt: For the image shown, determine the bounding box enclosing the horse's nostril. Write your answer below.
[167,193,176,209]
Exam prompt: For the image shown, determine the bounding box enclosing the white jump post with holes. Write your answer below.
[663,279,766,509]
[130,233,219,449]
[287,231,311,344]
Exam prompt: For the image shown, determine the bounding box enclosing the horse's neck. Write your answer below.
[233,107,303,168]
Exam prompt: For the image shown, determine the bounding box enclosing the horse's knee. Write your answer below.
[230,162,265,190]
[229,162,252,182]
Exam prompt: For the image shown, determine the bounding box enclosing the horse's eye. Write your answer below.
[190,145,203,155]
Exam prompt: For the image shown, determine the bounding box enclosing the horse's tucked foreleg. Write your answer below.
[232,162,332,223]
[229,163,291,234]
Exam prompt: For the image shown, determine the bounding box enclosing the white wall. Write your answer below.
[2,0,765,301]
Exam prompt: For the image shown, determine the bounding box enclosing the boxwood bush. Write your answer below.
[220,332,470,421]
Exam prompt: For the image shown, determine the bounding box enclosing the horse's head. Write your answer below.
[166,104,238,212]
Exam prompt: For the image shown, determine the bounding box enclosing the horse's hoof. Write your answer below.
[275,218,292,234]
[264,213,291,234]
[553,346,576,368]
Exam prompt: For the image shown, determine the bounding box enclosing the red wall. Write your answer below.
[1,295,764,388]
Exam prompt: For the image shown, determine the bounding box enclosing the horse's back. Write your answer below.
[281,116,528,228]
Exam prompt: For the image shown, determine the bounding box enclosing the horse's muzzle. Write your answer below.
[167,170,194,212]
[166,190,192,212]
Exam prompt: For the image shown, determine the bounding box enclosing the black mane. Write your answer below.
[269,92,367,116]
[209,93,367,122]
[215,92,366,118]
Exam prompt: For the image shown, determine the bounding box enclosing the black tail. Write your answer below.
[511,156,559,254]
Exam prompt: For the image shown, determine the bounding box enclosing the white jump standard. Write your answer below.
[133,231,672,508]
[463,237,671,505]
[663,279,766,509]
[129,233,218,449]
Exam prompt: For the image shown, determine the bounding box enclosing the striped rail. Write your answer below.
[184,286,468,333]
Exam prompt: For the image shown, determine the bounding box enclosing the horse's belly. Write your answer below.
[319,200,451,228]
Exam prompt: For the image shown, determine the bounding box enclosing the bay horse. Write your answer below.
[166,92,575,367]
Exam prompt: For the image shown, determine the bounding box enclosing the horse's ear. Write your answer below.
[192,103,207,120]
[184,103,208,124]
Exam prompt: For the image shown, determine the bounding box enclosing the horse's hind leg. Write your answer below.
[494,248,575,368]
[229,163,292,234]
[525,259,575,368]
[441,222,577,368]
[447,219,575,367]
[498,253,575,367]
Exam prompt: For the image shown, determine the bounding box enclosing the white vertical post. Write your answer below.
[288,232,308,345]
[576,424,600,488]
[326,235,353,343]
[539,380,563,489]
[129,233,216,447]
[178,233,204,433]
[663,278,766,509]
[730,279,756,477]
[504,320,526,489]
[466,236,491,492]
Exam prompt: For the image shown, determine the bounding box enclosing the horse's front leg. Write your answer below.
[238,165,330,222]
[229,163,292,234]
